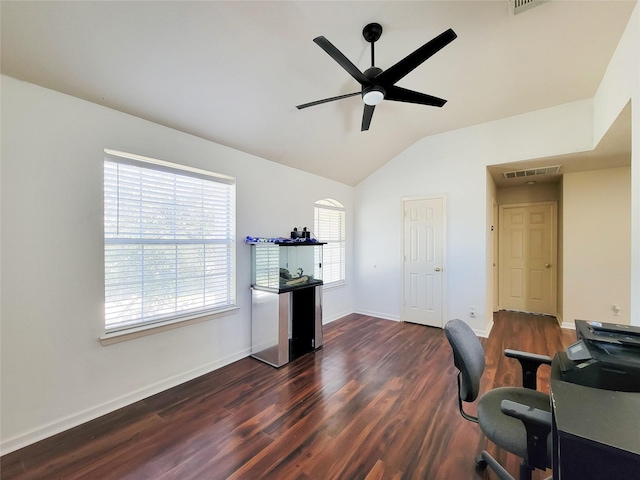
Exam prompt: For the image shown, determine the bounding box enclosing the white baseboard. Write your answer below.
[561,322,576,330]
[322,309,355,325]
[0,347,251,455]
[474,319,494,338]
[353,309,401,322]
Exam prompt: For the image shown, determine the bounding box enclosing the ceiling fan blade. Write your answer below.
[385,86,447,107]
[361,104,375,131]
[313,36,371,86]
[296,91,361,109]
[376,28,457,86]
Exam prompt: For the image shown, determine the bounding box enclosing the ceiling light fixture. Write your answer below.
[363,88,385,106]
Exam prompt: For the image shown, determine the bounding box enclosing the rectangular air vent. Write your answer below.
[511,0,550,15]
[503,165,561,180]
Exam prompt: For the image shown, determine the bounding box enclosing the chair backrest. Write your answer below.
[444,319,486,403]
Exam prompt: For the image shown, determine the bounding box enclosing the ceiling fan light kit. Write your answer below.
[297,22,457,131]
[363,89,384,106]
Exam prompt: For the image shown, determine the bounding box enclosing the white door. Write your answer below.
[493,201,499,312]
[499,202,557,315]
[402,197,445,327]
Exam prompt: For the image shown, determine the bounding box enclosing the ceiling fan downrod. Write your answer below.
[363,22,383,68]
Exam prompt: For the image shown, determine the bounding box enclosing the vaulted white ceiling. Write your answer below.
[1,1,636,185]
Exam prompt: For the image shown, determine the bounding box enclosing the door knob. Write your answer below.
[434,267,441,272]
[545,264,551,268]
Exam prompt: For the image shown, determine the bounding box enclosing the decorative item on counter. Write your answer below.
[245,235,317,244]
[279,266,313,286]
[279,268,292,280]
[291,227,311,239]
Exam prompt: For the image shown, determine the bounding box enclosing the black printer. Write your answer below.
[557,319,640,392]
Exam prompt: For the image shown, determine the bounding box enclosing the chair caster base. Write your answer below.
[479,451,516,480]
[476,453,488,471]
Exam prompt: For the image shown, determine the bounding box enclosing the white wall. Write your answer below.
[594,3,639,326]
[0,76,354,452]
[354,99,593,335]
[354,2,639,333]
[563,167,631,325]
[496,182,560,205]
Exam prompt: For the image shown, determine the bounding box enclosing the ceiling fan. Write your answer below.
[296,23,457,131]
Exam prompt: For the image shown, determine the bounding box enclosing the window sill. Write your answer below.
[99,306,239,346]
[323,280,347,290]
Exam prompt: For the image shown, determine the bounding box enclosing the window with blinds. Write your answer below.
[103,150,236,333]
[314,199,345,285]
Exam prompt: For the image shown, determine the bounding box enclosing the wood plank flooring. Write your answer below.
[1,311,574,480]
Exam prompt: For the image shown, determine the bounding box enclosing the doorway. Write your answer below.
[498,202,557,316]
[402,196,446,327]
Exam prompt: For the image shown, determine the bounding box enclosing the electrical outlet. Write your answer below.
[612,304,621,316]
[470,306,477,318]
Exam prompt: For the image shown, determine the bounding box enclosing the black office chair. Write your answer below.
[444,319,553,480]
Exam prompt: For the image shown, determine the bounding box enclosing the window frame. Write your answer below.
[101,149,237,343]
[314,198,346,287]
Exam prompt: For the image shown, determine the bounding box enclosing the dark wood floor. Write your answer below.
[1,311,574,480]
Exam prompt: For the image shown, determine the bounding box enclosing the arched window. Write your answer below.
[314,199,345,285]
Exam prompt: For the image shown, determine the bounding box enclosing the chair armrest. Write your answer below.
[504,349,552,390]
[501,399,552,428]
[501,399,552,470]
[504,349,553,365]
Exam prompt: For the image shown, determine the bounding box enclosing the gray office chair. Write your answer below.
[444,319,553,480]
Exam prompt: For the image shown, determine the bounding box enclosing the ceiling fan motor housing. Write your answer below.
[364,66,383,79]
[362,67,384,105]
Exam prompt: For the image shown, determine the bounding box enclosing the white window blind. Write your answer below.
[253,244,280,289]
[314,199,345,285]
[103,150,236,333]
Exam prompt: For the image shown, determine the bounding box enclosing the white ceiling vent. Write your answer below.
[503,165,561,180]
[510,0,550,15]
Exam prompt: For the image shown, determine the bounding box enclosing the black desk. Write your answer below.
[550,357,640,479]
